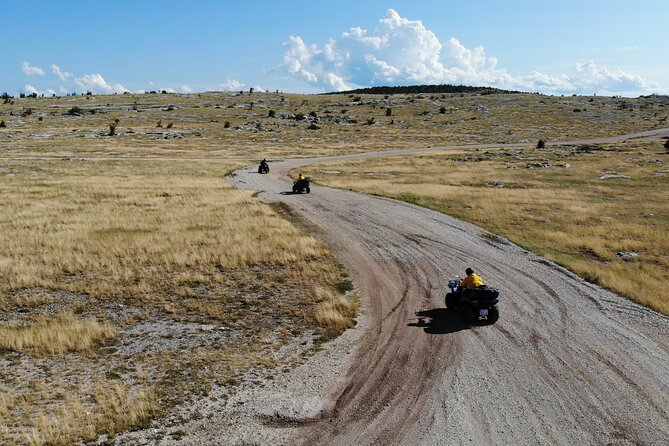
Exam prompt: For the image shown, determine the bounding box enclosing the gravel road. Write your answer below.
[113,129,669,446]
[229,129,669,446]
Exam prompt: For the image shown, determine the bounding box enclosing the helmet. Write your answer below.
[465,267,474,276]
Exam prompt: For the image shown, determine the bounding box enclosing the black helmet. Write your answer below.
[465,267,474,276]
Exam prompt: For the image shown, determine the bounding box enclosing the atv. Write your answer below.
[258,162,270,174]
[292,177,311,194]
[445,276,500,325]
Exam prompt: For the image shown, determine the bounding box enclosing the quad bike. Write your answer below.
[258,163,270,174]
[445,276,500,325]
[292,177,311,194]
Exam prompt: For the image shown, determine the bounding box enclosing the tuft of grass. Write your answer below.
[0,312,116,355]
[314,287,358,338]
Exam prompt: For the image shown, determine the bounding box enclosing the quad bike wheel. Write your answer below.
[445,292,459,310]
[486,306,499,324]
[305,186,310,193]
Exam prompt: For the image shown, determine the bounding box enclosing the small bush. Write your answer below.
[0,120,6,128]
[157,120,162,128]
[223,121,230,128]
[537,139,545,149]
[353,96,362,102]
[307,123,320,130]
[268,109,275,118]
[309,111,318,118]
[366,117,375,125]
[108,123,116,136]
[439,106,447,114]
[664,139,669,151]
[295,113,305,121]
[166,122,173,129]
[385,107,392,116]
[66,106,84,116]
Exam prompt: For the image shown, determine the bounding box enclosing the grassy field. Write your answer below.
[1,91,667,160]
[302,139,669,314]
[1,90,667,444]
[0,159,356,445]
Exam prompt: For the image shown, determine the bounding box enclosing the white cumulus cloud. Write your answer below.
[220,78,245,91]
[24,84,41,94]
[281,9,655,95]
[50,64,72,81]
[180,84,193,93]
[22,62,45,76]
[74,73,128,94]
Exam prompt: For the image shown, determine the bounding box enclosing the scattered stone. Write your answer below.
[616,251,639,261]
[598,172,631,180]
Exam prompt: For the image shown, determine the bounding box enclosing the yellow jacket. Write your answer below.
[461,273,484,289]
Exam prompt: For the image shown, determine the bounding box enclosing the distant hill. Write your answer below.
[327,84,522,95]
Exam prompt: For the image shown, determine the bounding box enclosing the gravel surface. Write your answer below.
[114,128,669,445]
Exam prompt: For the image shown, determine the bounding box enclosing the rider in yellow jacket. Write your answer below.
[461,267,484,289]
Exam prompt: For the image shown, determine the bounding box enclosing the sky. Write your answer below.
[2,0,668,97]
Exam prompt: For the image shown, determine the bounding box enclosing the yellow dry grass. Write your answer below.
[304,141,669,314]
[1,384,156,446]
[0,312,116,355]
[0,158,351,444]
[0,160,328,307]
[313,286,358,338]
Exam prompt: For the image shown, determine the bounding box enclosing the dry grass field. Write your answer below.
[1,90,667,444]
[303,139,669,314]
[0,159,356,445]
[1,91,667,160]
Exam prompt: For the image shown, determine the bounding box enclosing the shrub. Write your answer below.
[307,123,320,130]
[439,106,447,114]
[295,113,305,121]
[268,110,275,118]
[108,123,116,136]
[664,139,669,151]
[309,111,318,118]
[66,106,84,116]
[537,139,545,149]
[157,120,162,128]
[223,121,230,128]
[166,122,173,129]
[353,96,361,102]
[0,120,6,128]
[385,107,392,116]
[366,117,375,125]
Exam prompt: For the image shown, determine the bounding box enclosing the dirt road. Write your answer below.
[230,129,669,445]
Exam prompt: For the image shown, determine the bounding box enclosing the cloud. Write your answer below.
[220,78,244,91]
[50,64,72,81]
[280,9,655,95]
[74,73,128,93]
[22,62,45,76]
[24,84,40,94]
[180,84,193,93]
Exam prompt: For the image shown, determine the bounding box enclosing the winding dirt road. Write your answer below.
[229,129,669,446]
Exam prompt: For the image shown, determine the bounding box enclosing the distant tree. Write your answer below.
[366,117,375,125]
[0,120,6,128]
[224,121,231,128]
[385,107,392,116]
[537,139,545,149]
[439,107,447,114]
[108,123,116,136]
[309,111,318,118]
[86,91,93,96]
[268,110,275,118]
[166,122,173,129]
[19,93,26,98]
[249,87,254,94]
[38,116,43,121]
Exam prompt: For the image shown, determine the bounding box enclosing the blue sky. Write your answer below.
[2,0,667,96]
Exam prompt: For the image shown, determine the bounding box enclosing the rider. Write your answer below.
[260,158,268,168]
[460,267,484,289]
[298,173,305,181]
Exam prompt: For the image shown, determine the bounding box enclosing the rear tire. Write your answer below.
[459,303,474,324]
[306,186,310,194]
[486,306,499,325]
[292,186,297,193]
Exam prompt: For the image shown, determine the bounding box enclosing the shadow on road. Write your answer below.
[279,191,308,195]
[407,308,468,334]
